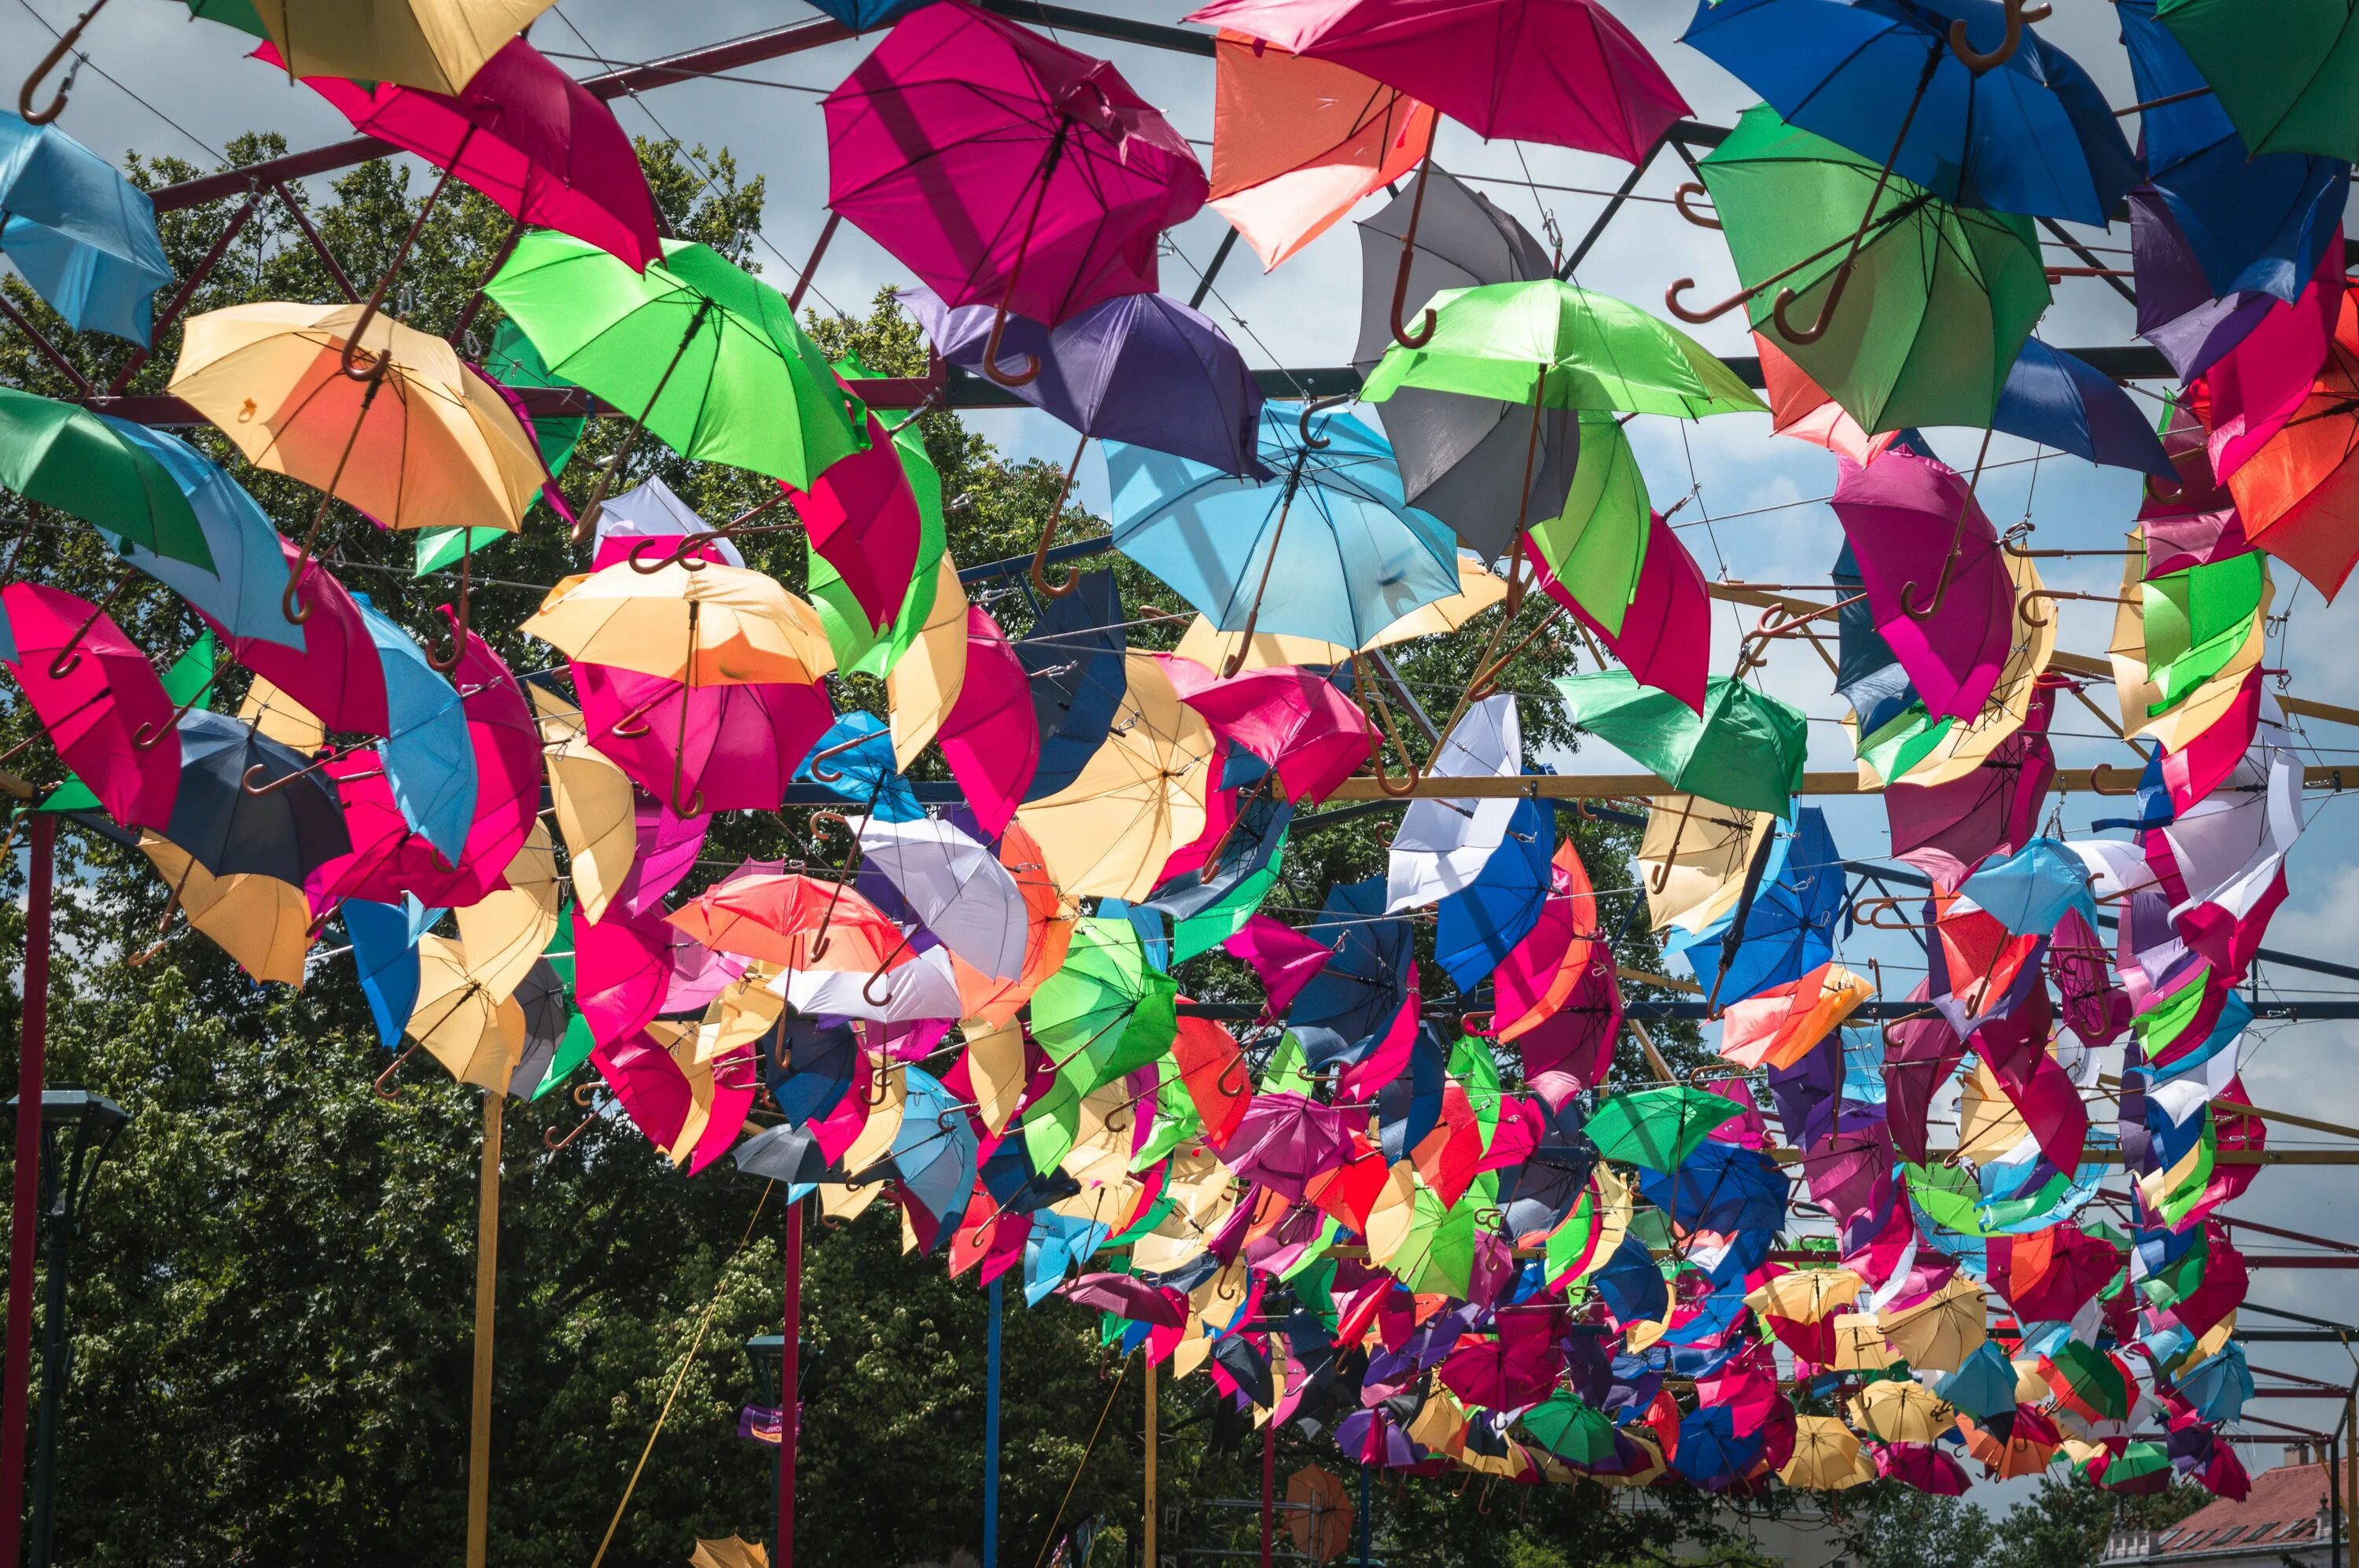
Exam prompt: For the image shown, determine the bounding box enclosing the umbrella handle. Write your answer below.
[17,0,104,123]
[543,1106,599,1152]
[1899,427,1997,621]
[1671,182,1720,232]
[131,664,226,750]
[1297,393,1349,451]
[1389,153,1439,350]
[123,878,186,967]
[2087,764,2144,797]
[641,493,790,575]
[1947,0,2049,73]
[242,749,346,799]
[373,1039,424,1100]
[1029,433,1092,598]
[804,734,874,785]
[425,542,474,672]
[2018,587,2133,629]
[1459,1010,1496,1037]
[42,570,133,681]
[1352,654,1422,798]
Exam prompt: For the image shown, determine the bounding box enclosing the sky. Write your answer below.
[9,0,2359,1503]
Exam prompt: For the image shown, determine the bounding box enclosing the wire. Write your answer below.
[10,0,225,162]
[1030,1355,1131,1568]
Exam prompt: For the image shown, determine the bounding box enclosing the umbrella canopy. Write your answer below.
[1524,1393,1620,1467]
[2157,0,2359,161]
[668,873,908,974]
[523,561,835,688]
[1029,915,1179,1095]
[1957,838,2096,936]
[1781,1416,1871,1490]
[166,710,349,883]
[1551,672,1807,819]
[0,111,173,344]
[881,1064,977,1228]
[405,933,528,1095]
[856,813,1027,984]
[1830,449,2015,723]
[2216,293,2359,599]
[1533,506,1708,710]
[136,832,311,986]
[1106,403,1461,654]
[1352,167,1551,371]
[487,234,866,488]
[572,661,830,815]
[1,581,178,830]
[0,387,212,570]
[1994,341,2176,479]
[1160,658,1372,806]
[237,0,555,94]
[1681,0,2138,226]
[1058,1271,1187,1327]
[1015,653,1217,900]
[1434,797,1553,989]
[937,606,1037,837]
[282,36,658,269]
[823,1,1206,326]
[1225,1091,1360,1201]
[1288,874,1414,1069]
[1876,1275,1987,1373]
[1849,1379,1956,1446]
[1666,807,1845,1005]
[1584,1087,1746,1173]
[1187,0,1687,159]
[1956,1411,2059,1479]
[96,420,296,650]
[1695,105,2049,432]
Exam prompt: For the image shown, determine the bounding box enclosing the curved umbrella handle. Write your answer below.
[1351,654,1422,799]
[1768,256,1859,347]
[131,667,226,751]
[42,570,133,681]
[1389,153,1440,350]
[425,560,473,673]
[241,747,347,799]
[1671,182,1721,232]
[373,1039,423,1100]
[804,734,874,786]
[1297,392,1349,451]
[1029,432,1092,598]
[981,302,1041,388]
[1948,0,2050,73]
[17,0,105,124]
[337,132,473,383]
[2087,763,2144,797]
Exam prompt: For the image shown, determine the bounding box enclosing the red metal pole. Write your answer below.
[1260,1410,1274,1568]
[1,814,53,1562]
[780,1196,801,1568]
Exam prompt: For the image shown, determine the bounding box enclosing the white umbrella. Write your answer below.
[2161,697,2300,925]
[1385,694,1521,912]
[775,945,963,1023]
[856,814,1026,982]
[594,476,747,567]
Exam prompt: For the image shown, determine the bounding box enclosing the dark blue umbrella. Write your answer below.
[1680,0,2137,226]
[1287,873,1413,1069]
[803,0,938,28]
[1591,1235,1668,1325]
[1433,795,1554,990]
[1673,1404,1769,1490]
[1640,1143,1791,1235]
[1377,1021,1448,1164]
[1018,570,1129,801]
[1993,340,2176,479]
[1665,807,1842,1005]
[763,1016,859,1126]
[734,1122,831,1186]
[1832,540,1923,754]
[167,710,350,882]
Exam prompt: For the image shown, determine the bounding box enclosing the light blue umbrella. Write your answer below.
[353,594,477,860]
[1105,403,1459,655]
[98,419,301,649]
[795,710,922,821]
[0,110,172,344]
[2174,1342,2254,1423]
[1960,837,2096,936]
[878,1065,977,1235]
[1666,806,1842,1005]
[1024,1212,1112,1305]
[1935,1342,2021,1420]
[344,898,423,1051]
[1434,795,1552,990]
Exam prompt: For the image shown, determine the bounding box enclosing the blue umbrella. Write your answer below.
[1639,1143,1790,1235]
[1959,837,2096,934]
[0,110,172,344]
[1286,873,1413,1069]
[1935,1341,2021,1419]
[98,420,302,650]
[734,1122,830,1193]
[876,1065,977,1234]
[1993,341,2176,479]
[1592,1235,1669,1327]
[344,898,422,1051]
[2116,0,2346,304]
[1673,1404,1768,1490]
[1106,403,1459,657]
[764,1016,859,1126]
[353,594,477,860]
[1024,1212,1112,1305]
[1018,569,1128,801]
[1378,1021,1449,1165]
[795,710,923,821]
[1680,0,2138,226]
[1666,807,1842,1005]
[2174,1342,2254,1423]
[1433,796,1553,991]
[802,0,938,29]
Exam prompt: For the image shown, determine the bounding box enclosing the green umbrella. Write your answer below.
[1360,280,1765,419]
[2158,0,2359,160]
[485,232,867,513]
[2142,552,2265,712]
[1029,916,1179,1096]
[416,320,587,575]
[1382,1179,1475,1297]
[808,351,947,679]
[1584,1086,1746,1173]
[1523,1392,1619,1466]
[1691,105,2049,432]
[1552,671,1808,819]
[0,388,212,570]
[1128,1061,1202,1171]
[2045,1340,2133,1422]
[1170,858,1280,963]
[1526,411,1649,637]
[2097,1440,2174,1491]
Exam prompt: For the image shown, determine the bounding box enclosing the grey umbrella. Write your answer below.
[1353,168,1577,558]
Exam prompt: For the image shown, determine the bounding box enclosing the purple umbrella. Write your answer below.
[1883,681,2059,889]
[1222,1091,1359,1202]
[1059,1271,1187,1327]
[1881,986,1965,1167]
[1831,450,2015,724]
[2132,189,2282,383]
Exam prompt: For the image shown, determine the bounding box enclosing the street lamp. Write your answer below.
[6,1088,127,1568]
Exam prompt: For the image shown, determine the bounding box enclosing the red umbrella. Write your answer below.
[1527,510,1708,712]
[1174,1014,1250,1147]
[823,1,1207,381]
[1160,657,1374,805]
[278,36,662,271]
[574,661,833,815]
[1989,1224,2120,1322]
[670,873,909,974]
[778,399,923,635]
[2,581,176,830]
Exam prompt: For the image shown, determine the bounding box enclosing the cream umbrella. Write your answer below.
[531,686,638,924]
[1015,653,1217,900]
[1849,1378,1956,1445]
[136,832,311,986]
[521,559,836,688]
[1780,1415,1874,1490]
[1877,1275,1989,1374]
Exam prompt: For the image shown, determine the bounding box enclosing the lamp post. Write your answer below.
[743,1329,811,1562]
[8,1088,127,1568]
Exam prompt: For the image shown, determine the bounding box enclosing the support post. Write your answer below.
[1143,1353,1157,1568]
[984,1275,1002,1568]
[467,1093,501,1568]
[2333,1436,2345,1568]
[1357,1461,1371,1567]
[0,815,53,1566]
[26,1170,71,1568]
[1260,1408,1275,1568]
[780,1196,802,1568]
[2347,1390,2357,1568]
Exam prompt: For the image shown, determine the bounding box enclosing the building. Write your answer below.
[2103,1459,2338,1566]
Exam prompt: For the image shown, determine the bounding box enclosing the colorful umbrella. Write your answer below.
[1030,916,1179,1095]
[668,873,907,975]
[1014,653,1217,901]
[1994,341,2177,480]
[1287,874,1413,1069]
[0,387,212,569]
[572,661,830,815]
[1552,672,1806,819]
[1780,1416,1871,1490]
[1849,1379,1955,1446]
[134,831,310,986]
[2157,0,2359,161]
[856,813,1027,984]
[1583,1087,1746,1173]
[1,580,177,830]
[1830,448,2015,723]
[164,710,348,885]
[524,561,834,687]
[95,419,297,650]
[0,111,172,344]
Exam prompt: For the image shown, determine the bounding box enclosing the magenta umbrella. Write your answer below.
[577,907,672,1051]
[281,36,662,270]
[1438,1308,1566,1409]
[1529,511,1707,712]
[823,0,1206,378]
[1831,451,2014,723]
[199,536,390,738]
[1159,657,1374,805]
[778,398,922,634]
[1059,1271,1188,1327]
[1881,984,1964,1168]
[574,661,833,814]
[1222,1091,1359,1202]
[1221,914,1334,1021]
[936,605,1037,835]
[1,581,177,830]
[1884,685,2059,891]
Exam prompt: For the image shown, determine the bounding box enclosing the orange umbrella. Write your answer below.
[667,873,907,974]
[1958,1408,2061,1479]
[951,819,1079,1027]
[1717,960,1872,1071]
[2218,290,2359,599]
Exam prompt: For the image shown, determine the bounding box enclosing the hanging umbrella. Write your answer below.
[668,873,908,975]
[1993,342,2176,479]
[1673,1404,1768,1493]
[347,594,477,862]
[1030,916,1179,1094]
[164,710,348,884]
[1687,105,2049,432]
[876,1064,977,1231]
[937,606,1037,836]
[94,419,296,650]
[823,0,1206,367]
[288,35,661,270]
[2214,293,2359,599]
[947,819,1075,1029]
[782,395,924,636]
[524,562,833,686]
[1956,838,2096,936]
[1016,569,1129,807]
[0,581,178,830]
[1877,1442,1970,1496]
[856,813,1027,984]
[572,661,830,815]
[1583,1086,1746,1173]
[1956,1410,2059,1479]
[1830,448,2015,723]
[1386,692,1522,909]
[1287,873,1413,1069]
[1014,653,1218,901]
[1666,807,1844,1006]
[193,0,559,94]
[1058,1272,1187,1327]
[0,113,173,344]
[1780,1416,1871,1490]
[1849,1380,1956,1446]
[1935,1343,2022,1423]
[1717,962,1871,1072]
[0,388,212,569]
[135,832,311,986]
[403,933,526,1095]
[2157,0,2359,161]
[1681,0,2137,227]
[1552,672,1806,819]
[1226,1092,1364,1202]
[1106,403,1459,661]
[2173,1342,2253,1424]
[1875,1276,1987,1374]
[1433,797,1552,990]
[1159,658,1371,807]
[1524,1393,1619,1467]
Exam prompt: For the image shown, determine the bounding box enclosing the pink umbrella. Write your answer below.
[936,605,1036,836]
[1492,840,1600,1040]
[1513,965,1617,1109]
[1223,1091,1359,1201]
[1974,985,2088,1172]
[1831,451,2013,723]
[1885,680,2059,889]
[2195,233,2345,482]
[1160,657,1374,805]
[200,537,389,738]
[1184,0,1686,160]
[823,1,1206,379]
[1876,1443,1969,1496]
[1438,1308,1565,1409]
[1990,1224,2119,1323]
[1,582,175,830]
[577,909,672,1051]
[574,661,832,815]
[594,1031,694,1148]
[274,36,662,270]
[1221,914,1334,1020]
[611,796,708,920]
[689,1044,759,1175]
[1528,510,1707,712]
[1881,984,1963,1168]
[777,401,922,634]
[1058,1271,1188,1327]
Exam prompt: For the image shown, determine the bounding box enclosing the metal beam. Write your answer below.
[1316,766,2350,800]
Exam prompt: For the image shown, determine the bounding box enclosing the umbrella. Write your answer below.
[1287,874,1413,1069]
[0,388,212,569]
[204,0,557,94]
[486,233,867,506]
[1017,569,1129,804]
[1031,916,1179,1095]
[1,580,177,830]
[1386,693,1522,909]
[856,814,1027,984]
[164,710,348,885]
[1849,1379,1955,1446]
[1058,1272,1186,1327]
[2214,293,2359,599]
[1830,448,2015,723]
[1551,672,1807,819]
[572,661,830,815]
[937,606,1037,835]
[1956,838,2096,936]
[1666,807,1844,1007]
[1584,1087,1746,1173]
[1717,962,1871,1072]
[1159,658,1371,807]
[668,873,908,975]
[1956,1411,2059,1479]
[524,565,833,717]
[948,819,1076,1029]
[2157,0,2359,161]
[1640,1141,1790,1234]
[288,35,661,271]
[1934,1343,2022,1423]
[1875,1276,1987,1373]
[1106,402,1459,661]
[2173,1342,2253,1424]
[1524,1393,1619,1467]
[1205,29,1432,271]
[590,477,744,567]
[782,394,924,638]
[878,1065,977,1230]
[135,832,310,986]
[1994,342,2176,479]
[823,0,1206,367]
[1878,1442,1970,1496]
[94,419,296,650]
[349,594,477,862]
[1780,1416,1871,1490]
[404,933,527,1095]
[1681,0,2137,227]
[1687,105,2048,432]
[1673,1404,1768,1492]
[1014,653,1219,901]
[1433,797,1552,990]
[0,112,173,344]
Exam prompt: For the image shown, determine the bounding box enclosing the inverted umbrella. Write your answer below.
[572,661,830,815]
[2157,0,2359,161]
[403,933,526,1095]
[1876,1275,1987,1373]
[1287,874,1413,1069]
[1552,672,1806,819]
[1386,692,1522,910]
[0,580,177,830]
[668,873,907,975]
[135,832,310,986]
[1058,1272,1187,1327]
[1666,807,1843,1007]
[1031,915,1179,1094]
[0,112,172,343]
[1015,653,1219,901]
[0,387,211,569]
[856,813,1026,984]
[1226,1092,1363,1202]
[1584,1087,1746,1173]
[1780,1416,1871,1490]
[1830,448,2015,723]
[1160,658,1371,807]
[2215,293,2359,598]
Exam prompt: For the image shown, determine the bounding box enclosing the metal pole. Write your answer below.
[1356,1463,1370,1567]
[2346,1390,2357,1568]
[1260,1413,1275,1568]
[25,1147,68,1568]
[1143,1354,1157,1568]
[781,1197,802,1568]
[466,1094,501,1568]
[984,1275,1002,1568]
[1,815,53,1565]
[2332,1437,2345,1568]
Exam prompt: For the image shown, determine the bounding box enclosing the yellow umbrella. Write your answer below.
[451,824,560,1006]
[1828,1312,1897,1372]
[1593,1431,1664,1489]
[1876,1275,1988,1374]
[1744,1266,1863,1325]
[821,1058,904,1223]
[1849,1378,1956,1445]
[1780,1415,1873,1491]
[1015,653,1216,900]
[409,933,527,1094]
[1958,1058,2034,1166]
[1639,794,1772,935]
[1173,553,1507,672]
[136,833,311,987]
[521,559,836,688]
[962,1018,1027,1136]
[1359,1160,1423,1267]
[531,686,638,923]
[249,0,560,95]
[237,676,326,753]
[887,555,970,770]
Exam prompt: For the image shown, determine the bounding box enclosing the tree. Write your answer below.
[2000,1473,2210,1568]
[1828,1482,2000,1568]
